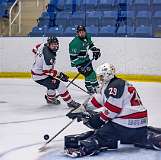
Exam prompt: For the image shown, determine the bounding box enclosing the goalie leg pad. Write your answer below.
[64,131,94,149]
[79,135,118,156]
[79,136,100,156]
[148,126,161,134]
[151,134,161,150]
[134,128,161,150]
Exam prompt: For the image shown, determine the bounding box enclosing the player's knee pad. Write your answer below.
[64,131,94,149]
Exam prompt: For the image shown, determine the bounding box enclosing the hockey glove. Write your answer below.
[91,47,101,60]
[82,110,105,129]
[57,72,69,82]
[77,61,93,76]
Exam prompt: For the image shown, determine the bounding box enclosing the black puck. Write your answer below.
[44,134,49,140]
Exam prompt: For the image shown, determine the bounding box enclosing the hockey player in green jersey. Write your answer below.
[69,25,101,94]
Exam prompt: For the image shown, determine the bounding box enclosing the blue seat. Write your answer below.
[82,0,98,11]
[134,25,152,37]
[101,11,117,26]
[37,14,50,27]
[116,0,128,12]
[0,2,9,18]
[98,25,116,36]
[29,26,48,37]
[152,11,161,28]
[64,26,76,36]
[46,26,63,36]
[47,0,64,12]
[0,5,6,17]
[118,10,135,26]
[86,25,98,36]
[135,11,151,26]
[6,0,16,5]
[98,0,115,11]
[64,0,82,11]
[134,0,151,11]
[86,11,102,27]
[55,11,71,27]
[49,0,64,10]
[152,0,161,12]
[117,25,134,36]
[69,12,85,26]
[116,0,133,5]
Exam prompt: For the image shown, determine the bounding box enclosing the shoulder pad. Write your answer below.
[104,78,125,99]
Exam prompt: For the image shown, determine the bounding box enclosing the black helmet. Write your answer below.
[47,36,59,45]
[76,25,86,32]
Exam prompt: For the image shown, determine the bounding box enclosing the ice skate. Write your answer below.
[45,95,60,105]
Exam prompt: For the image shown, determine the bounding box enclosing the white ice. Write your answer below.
[0,79,161,160]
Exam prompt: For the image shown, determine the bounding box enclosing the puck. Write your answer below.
[44,134,49,140]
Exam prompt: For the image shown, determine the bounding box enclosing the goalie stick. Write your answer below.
[38,96,91,152]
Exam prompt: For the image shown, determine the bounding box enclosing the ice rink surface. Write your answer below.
[0,79,161,160]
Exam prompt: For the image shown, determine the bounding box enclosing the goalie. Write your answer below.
[65,63,161,157]
[31,36,80,108]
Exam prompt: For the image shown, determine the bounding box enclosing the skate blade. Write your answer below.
[38,145,48,152]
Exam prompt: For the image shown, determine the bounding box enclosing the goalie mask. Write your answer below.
[96,63,116,83]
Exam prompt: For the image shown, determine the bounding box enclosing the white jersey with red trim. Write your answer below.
[32,43,44,54]
[31,43,57,81]
[88,77,148,128]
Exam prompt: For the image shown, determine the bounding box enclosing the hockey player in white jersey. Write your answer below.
[31,36,80,108]
[65,63,161,157]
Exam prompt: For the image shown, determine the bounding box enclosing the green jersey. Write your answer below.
[69,34,94,67]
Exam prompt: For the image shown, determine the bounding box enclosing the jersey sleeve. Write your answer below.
[69,42,80,67]
[32,43,43,54]
[86,34,94,50]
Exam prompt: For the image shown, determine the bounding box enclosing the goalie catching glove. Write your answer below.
[66,109,105,129]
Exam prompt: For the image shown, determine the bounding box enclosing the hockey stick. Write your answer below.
[56,58,94,98]
[68,80,90,95]
[39,119,76,152]
[38,96,91,152]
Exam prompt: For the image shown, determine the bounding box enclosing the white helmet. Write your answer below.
[96,63,116,83]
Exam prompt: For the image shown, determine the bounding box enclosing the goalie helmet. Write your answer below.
[96,63,116,83]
